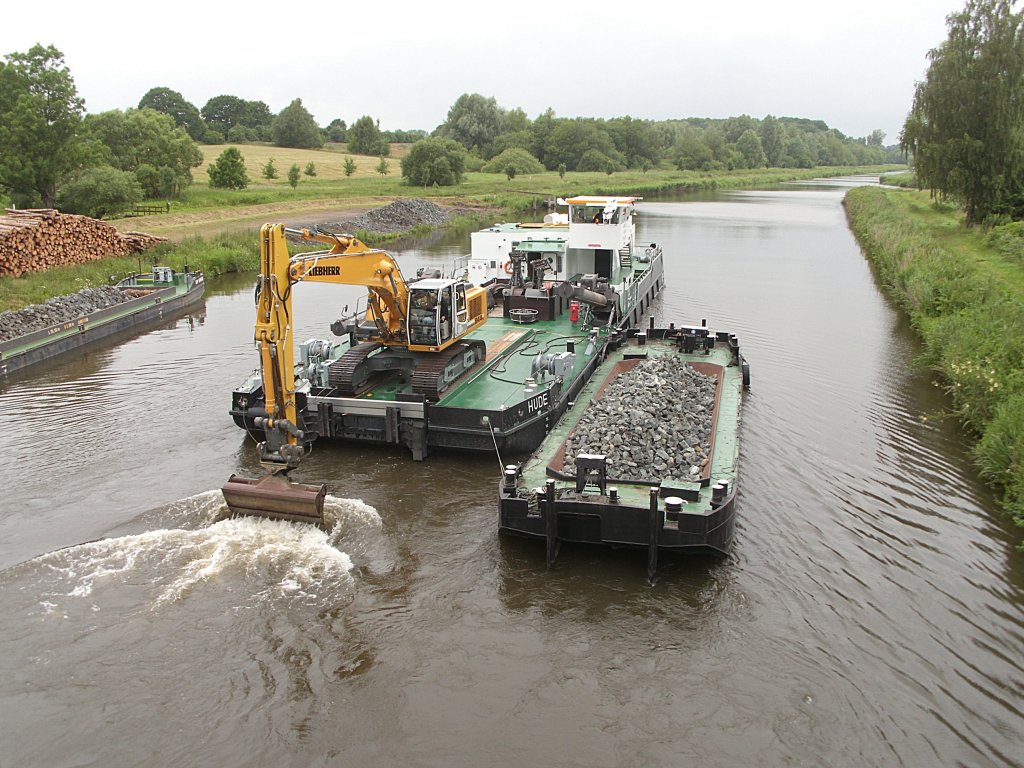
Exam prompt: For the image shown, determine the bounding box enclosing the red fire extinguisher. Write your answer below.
[570,301,580,324]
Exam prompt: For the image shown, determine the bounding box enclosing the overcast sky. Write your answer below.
[1,0,960,145]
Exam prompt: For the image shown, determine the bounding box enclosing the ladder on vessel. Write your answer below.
[618,244,632,268]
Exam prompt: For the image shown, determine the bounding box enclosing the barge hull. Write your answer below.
[0,272,205,378]
[498,485,737,555]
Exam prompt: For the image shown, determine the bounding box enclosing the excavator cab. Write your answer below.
[406,280,475,349]
[408,286,441,345]
[408,283,456,346]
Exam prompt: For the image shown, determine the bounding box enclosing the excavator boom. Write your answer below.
[221,225,350,524]
[222,223,488,525]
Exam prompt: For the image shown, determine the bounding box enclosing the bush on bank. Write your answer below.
[844,186,1024,535]
[879,171,918,189]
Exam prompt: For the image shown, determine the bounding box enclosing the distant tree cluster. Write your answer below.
[136,93,425,156]
[401,92,891,185]
[83,107,203,197]
[901,0,1024,225]
[0,45,203,214]
[382,128,427,143]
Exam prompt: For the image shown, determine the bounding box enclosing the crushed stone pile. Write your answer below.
[0,286,129,343]
[562,356,718,483]
[314,198,452,235]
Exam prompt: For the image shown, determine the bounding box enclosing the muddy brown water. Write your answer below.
[1,178,1022,767]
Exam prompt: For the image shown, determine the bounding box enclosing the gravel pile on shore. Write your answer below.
[562,357,718,483]
[315,198,452,235]
[0,286,128,343]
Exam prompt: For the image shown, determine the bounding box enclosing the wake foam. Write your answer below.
[19,491,384,614]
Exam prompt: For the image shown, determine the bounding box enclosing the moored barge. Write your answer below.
[0,267,205,377]
[498,320,749,578]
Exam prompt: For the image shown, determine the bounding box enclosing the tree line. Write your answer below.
[901,0,1024,226]
[0,43,897,215]
[139,87,425,151]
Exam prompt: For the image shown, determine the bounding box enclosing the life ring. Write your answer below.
[503,261,513,275]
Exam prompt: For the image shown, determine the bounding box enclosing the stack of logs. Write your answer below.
[0,208,168,278]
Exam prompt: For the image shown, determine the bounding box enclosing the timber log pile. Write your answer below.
[0,209,168,278]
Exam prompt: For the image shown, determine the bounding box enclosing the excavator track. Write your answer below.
[411,339,487,401]
[327,341,384,396]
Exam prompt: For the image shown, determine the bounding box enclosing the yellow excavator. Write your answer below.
[221,223,488,525]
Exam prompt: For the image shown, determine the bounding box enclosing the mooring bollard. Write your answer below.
[647,487,660,583]
[545,479,559,568]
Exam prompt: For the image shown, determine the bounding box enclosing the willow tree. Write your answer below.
[901,0,1024,225]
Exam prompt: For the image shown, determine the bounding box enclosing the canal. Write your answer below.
[1,179,1021,767]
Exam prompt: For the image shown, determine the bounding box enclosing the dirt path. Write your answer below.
[112,197,388,241]
[112,196,496,241]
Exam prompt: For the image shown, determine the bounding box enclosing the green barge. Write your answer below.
[227,197,665,461]
[0,268,205,378]
[498,321,749,578]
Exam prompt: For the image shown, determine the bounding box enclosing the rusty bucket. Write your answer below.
[221,473,327,526]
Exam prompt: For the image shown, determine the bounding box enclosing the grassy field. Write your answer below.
[844,186,1024,537]
[193,142,413,183]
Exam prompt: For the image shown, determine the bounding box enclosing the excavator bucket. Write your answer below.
[221,473,327,526]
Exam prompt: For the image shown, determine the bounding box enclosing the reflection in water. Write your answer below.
[0,182,1022,767]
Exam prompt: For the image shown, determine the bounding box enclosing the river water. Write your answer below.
[1,179,1021,768]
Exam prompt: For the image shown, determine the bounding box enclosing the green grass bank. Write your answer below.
[844,186,1024,536]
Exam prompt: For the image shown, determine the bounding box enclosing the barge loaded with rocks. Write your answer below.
[498,319,749,578]
[0,267,204,377]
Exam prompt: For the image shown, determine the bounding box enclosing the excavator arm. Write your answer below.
[250,224,410,465]
[223,224,401,525]
[251,223,301,466]
[221,223,487,525]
